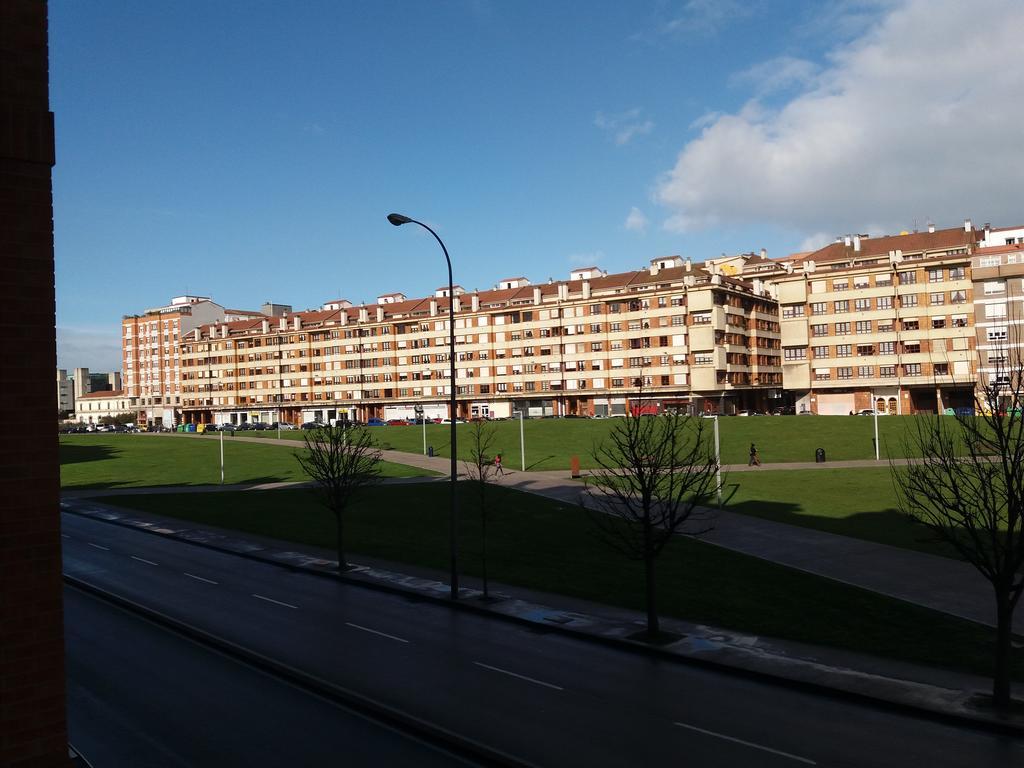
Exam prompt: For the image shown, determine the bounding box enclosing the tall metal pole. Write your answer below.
[713,415,722,508]
[873,391,880,461]
[219,428,225,485]
[422,411,427,455]
[388,213,459,600]
[518,410,525,471]
[277,336,283,441]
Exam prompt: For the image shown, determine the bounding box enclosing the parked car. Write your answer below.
[856,409,881,416]
[301,421,321,430]
[277,422,296,430]
[385,418,407,426]
[366,418,386,427]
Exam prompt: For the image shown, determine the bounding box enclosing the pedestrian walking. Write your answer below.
[749,443,761,467]
[494,453,505,475]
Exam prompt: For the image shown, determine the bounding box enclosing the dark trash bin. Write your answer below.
[428,446,434,457]
[815,447,826,463]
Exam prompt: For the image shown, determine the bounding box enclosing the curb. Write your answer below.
[64,575,536,768]
[61,502,1024,738]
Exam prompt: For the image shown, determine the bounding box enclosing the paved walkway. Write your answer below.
[93,432,1016,634]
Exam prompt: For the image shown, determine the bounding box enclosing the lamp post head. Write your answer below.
[387,213,413,226]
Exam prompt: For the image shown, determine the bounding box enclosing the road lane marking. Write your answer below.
[252,593,299,609]
[674,722,816,765]
[183,572,218,585]
[131,556,159,566]
[473,661,564,691]
[345,622,409,643]
[61,534,70,539]
[87,543,109,551]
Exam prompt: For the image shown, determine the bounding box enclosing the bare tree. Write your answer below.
[463,419,499,599]
[296,423,382,572]
[583,411,719,639]
[892,348,1024,710]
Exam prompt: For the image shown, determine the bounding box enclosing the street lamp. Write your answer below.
[388,212,460,600]
[512,409,526,471]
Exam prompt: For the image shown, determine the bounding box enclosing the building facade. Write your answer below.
[122,295,224,427]
[971,241,1024,407]
[74,389,132,424]
[178,258,782,426]
[757,223,980,415]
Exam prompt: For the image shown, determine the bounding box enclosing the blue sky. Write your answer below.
[50,1,1024,370]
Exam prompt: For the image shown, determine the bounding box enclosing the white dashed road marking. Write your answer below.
[473,661,563,691]
[674,722,817,765]
[183,572,218,585]
[252,594,299,609]
[131,556,159,566]
[345,622,409,643]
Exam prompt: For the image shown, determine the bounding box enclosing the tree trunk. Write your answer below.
[335,508,347,572]
[993,589,1013,709]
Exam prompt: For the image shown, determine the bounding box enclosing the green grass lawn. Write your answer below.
[98,482,1021,681]
[240,414,933,469]
[723,468,961,559]
[59,434,435,489]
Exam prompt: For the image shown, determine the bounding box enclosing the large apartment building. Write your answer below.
[122,295,225,426]
[178,258,783,426]
[746,222,982,415]
[971,236,1024,407]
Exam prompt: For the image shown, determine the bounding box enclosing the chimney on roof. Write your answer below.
[685,257,692,272]
[844,235,852,247]
[452,296,461,313]
[984,222,991,239]
[853,234,861,252]
[927,221,935,234]
[547,277,553,285]
[193,328,200,341]
[339,310,348,325]
[533,287,541,305]
[430,299,438,317]
[293,316,302,331]
[471,294,480,312]
[964,218,972,232]
[760,248,767,259]
[261,319,269,334]
[358,307,368,323]
[558,283,568,302]
[220,325,228,338]
[649,263,658,276]
[376,306,384,322]
[582,280,591,300]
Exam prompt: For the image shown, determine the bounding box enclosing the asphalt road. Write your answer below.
[65,587,473,767]
[62,512,1024,768]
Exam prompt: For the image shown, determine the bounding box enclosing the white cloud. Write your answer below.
[662,0,756,35]
[655,0,1024,238]
[567,250,605,266]
[595,108,655,145]
[57,327,122,372]
[729,56,819,96]
[625,207,649,233]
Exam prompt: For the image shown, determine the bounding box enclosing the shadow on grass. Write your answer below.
[62,474,295,491]
[59,442,119,465]
[726,496,961,559]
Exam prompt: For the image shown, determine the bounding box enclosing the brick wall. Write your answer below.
[0,2,70,766]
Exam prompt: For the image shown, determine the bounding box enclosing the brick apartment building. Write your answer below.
[971,227,1024,407]
[752,222,982,415]
[121,295,225,427]
[177,257,783,426]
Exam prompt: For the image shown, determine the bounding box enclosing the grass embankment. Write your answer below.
[238,414,930,469]
[59,434,435,489]
[98,483,1022,681]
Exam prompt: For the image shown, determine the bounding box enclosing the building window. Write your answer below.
[979,256,1001,268]
[988,327,1008,342]
[837,367,853,380]
[902,319,919,331]
[928,268,943,283]
[879,342,896,355]
[834,300,849,313]
[811,302,828,315]
[834,322,851,335]
[929,292,944,305]
[900,294,918,308]
[855,321,871,334]
[949,266,966,280]
[854,298,871,312]
[984,280,1006,295]
[950,290,967,304]
[857,365,873,377]
[903,363,922,377]
[836,344,852,357]
[832,280,848,291]
[811,324,828,337]
[877,296,893,310]
[783,347,807,361]
[932,317,946,329]
[986,303,1008,319]
[813,368,831,381]
[856,345,874,356]
[782,304,805,318]
[611,378,625,387]
[934,363,949,376]
[898,270,917,285]
[879,365,896,377]
[812,346,829,358]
